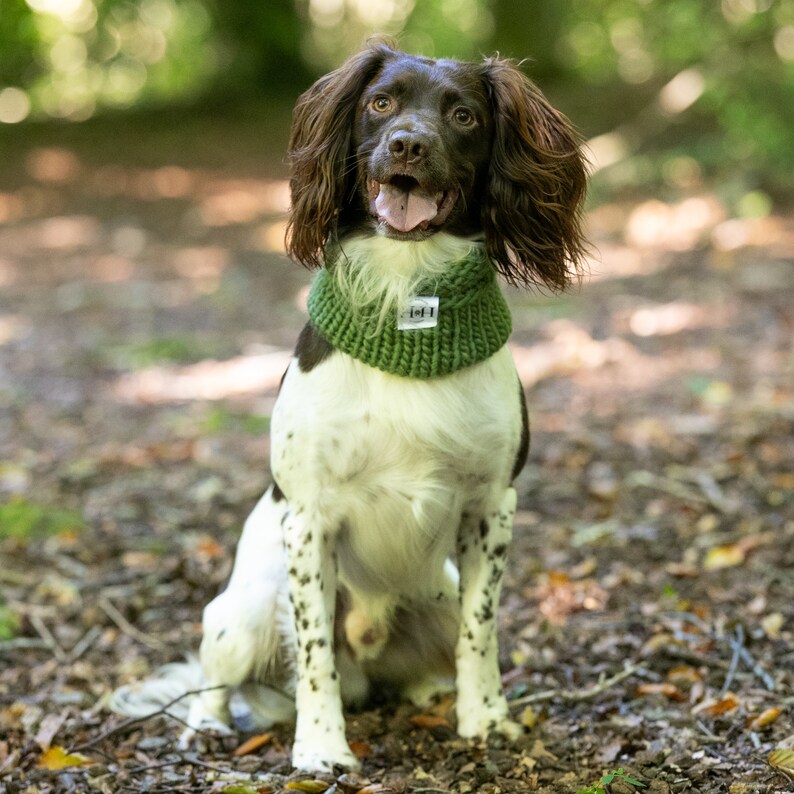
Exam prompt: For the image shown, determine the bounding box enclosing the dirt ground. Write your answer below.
[0,114,792,794]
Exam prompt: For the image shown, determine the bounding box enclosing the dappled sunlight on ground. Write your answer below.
[0,120,792,794]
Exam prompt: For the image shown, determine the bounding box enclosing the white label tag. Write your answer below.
[398,296,439,330]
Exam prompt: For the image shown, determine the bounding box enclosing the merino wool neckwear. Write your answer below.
[306,247,512,379]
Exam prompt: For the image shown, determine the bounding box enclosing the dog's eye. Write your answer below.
[371,96,393,113]
[453,108,474,126]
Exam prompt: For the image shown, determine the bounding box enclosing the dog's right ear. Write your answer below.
[286,39,397,269]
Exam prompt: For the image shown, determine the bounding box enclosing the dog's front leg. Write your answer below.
[284,507,359,773]
[455,487,521,740]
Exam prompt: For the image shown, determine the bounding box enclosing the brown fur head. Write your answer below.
[286,39,588,291]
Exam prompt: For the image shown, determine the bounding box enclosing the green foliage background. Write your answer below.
[0,0,792,197]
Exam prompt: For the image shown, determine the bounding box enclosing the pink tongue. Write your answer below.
[375,183,439,232]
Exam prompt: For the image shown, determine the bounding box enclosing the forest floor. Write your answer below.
[0,113,792,794]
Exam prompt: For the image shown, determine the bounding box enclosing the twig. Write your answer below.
[626,471,707,505]
[0,637,49,652]
[177,753,235,774]
[695,720,722,741]
[509,663,642,707]
[126,753,234,776]
[736,643,776,691]
[664,612,777,692]
[721,624,743,695]
[693,472,735,514]
[29,613,68,663]
[99,596,167,651]
[67,625,103,662]
[69,684,227,753]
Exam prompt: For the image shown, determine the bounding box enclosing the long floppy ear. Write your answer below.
[481,57,588,291]
[286,39,397,268]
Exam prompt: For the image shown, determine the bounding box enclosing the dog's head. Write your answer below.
[287,38,587,290]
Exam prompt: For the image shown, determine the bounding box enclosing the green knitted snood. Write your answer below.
[307,246,512,379]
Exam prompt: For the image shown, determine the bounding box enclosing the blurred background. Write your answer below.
[1,3,793,788]
[2,0,794,200]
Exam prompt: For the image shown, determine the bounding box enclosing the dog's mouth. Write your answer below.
[367,176,459,233]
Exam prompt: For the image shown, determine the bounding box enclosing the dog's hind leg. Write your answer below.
[180,485,294,747]
[455,487,521,740]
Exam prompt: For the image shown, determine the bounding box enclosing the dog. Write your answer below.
[111,37,587,773]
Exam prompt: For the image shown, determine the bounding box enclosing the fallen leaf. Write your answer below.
[520,706,538,729]
[761,612,785,639]
[409,714,451,730]
[703,544,745,571]
[528,739,558,762]
[34,712,66,751]
[335,772,371,793]
[693,692,740,716]
[636,682,686,701]
[667,665,703,684]
[285,781,331,793]
[747,707,782,730]
[196,536,225,559]
[232,732,273,756]
[38,746,93,770]
[768,749,794,782]
[348,740,371,760]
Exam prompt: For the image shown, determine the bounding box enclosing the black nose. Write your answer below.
[388,130,428,164]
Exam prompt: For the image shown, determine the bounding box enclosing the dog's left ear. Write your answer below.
[287,39,397,269]
[481,57,588,291]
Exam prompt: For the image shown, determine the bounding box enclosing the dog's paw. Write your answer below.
[177,718,233,751]
[291,739,361,773]
[457,700,522,742]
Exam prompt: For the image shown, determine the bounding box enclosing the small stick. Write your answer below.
[69,684,226,753]
[29,613,68,663]
[0,637,49,652]
[737,644,776,691]
[99,597,167,651]
[67,625,103,662]
[509,663,641,707]
[721,624,743,695]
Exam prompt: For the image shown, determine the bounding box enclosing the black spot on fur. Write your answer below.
[512,381,530,480]
[479,519,489,539]
[272,480,286,502]
[295,322,335,372]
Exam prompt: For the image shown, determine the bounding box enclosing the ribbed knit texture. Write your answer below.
[307,247,512,379]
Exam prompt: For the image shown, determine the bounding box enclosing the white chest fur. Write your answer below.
[271,345,521,595]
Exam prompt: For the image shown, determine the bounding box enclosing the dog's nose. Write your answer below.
[388,130,428,164]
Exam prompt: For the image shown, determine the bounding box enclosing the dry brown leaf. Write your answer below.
[747,707,782,730]
[232,732,273,756]
[196,536,225,559]
[38,746,93,770]
[409,714,451,730]
[355,785,394,794]
[348,740,372,760]
[667,665,703,684]
[284,781,331,793]
[694,692,740,716]
[636,682,686,701]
